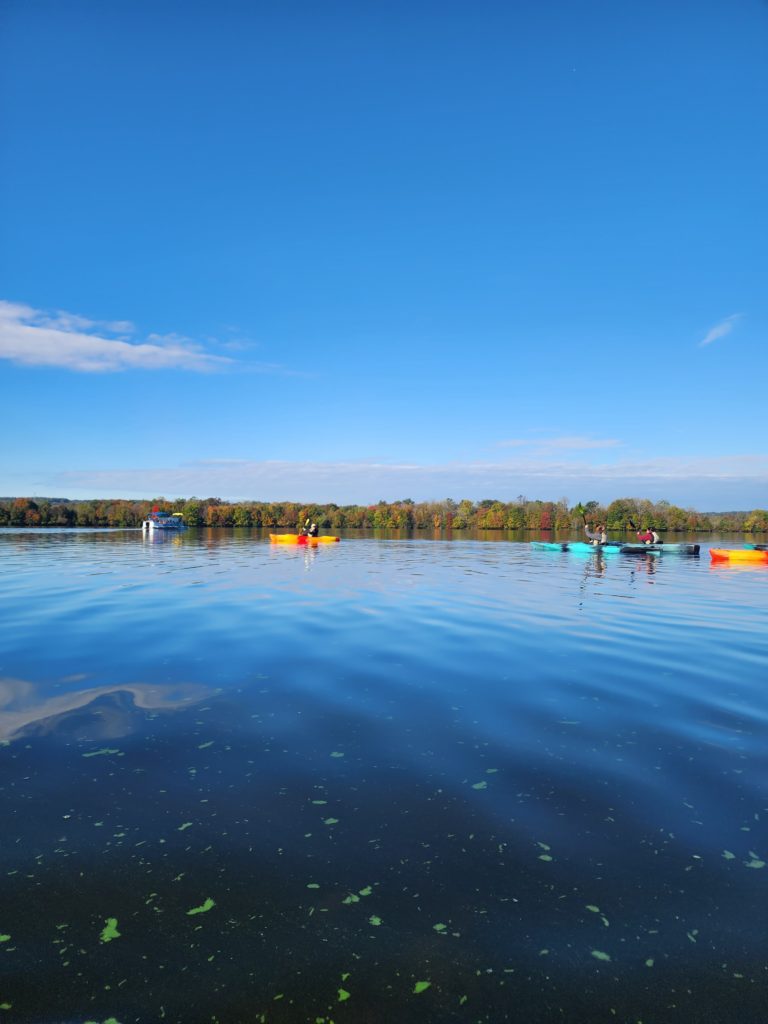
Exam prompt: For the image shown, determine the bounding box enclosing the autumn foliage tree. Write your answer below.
[1,496,765,534]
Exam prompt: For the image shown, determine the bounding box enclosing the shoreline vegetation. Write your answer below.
[2,496,767,533]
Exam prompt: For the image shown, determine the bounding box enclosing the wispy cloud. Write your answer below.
[497,435,621,452]
[699,313,743,347]
[0,300,233,373]
[46,453,768,506]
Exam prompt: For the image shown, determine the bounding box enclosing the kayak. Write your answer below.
[269,534,340,545]
[531,541,699,555]
[532,541,621,553]
[620,543,700,555]
[744,544,768,551]
[710,548,768,563]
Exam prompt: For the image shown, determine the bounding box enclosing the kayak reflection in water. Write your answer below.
[580,549,607,587]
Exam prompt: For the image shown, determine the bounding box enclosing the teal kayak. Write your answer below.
[744,543,768,551]
[531,541,699,555]
[531,541,622,553]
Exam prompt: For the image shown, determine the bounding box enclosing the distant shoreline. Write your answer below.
[2,496,766,534]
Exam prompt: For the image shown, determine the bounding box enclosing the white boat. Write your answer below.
[142,511,186,532]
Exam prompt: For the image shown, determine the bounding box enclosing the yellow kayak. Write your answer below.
[269,534,340,545]
[710,548,768,563]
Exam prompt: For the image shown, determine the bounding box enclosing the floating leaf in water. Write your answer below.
[538,854,553,862]
[433,923,447,932]
[307,883,320,889]
[311,800,327,805]
[645,958,654,967]
[323,818,339,826]
[100,918,121,943]
[537,842,551,850]
[178,822,193,832]
[358,886,372,896]
[342,894,360,905]
[197,741,214,749]
[586,905,600,913]
[0,935,10,943]
[83,748,120,758]
[338,988,350,1002]
[330,751,345,758]
[744,857,765,869]
[369,915,382,926]
[413,981,431,994]
[722,851,736,860]
[186,898,215,916]
[591,950,611,962]
[471,781,487,790]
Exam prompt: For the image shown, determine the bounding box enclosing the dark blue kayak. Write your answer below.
[620,543,700,555]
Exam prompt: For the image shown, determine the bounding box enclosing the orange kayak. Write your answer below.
[710,548,768,563]
[269,534,340,545]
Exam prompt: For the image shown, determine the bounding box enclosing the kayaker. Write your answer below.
[636,527,654,544]
[308,522,318,537]
[301,517,312,536]
[584,523,607,545]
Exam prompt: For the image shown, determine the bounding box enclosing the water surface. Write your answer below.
[0,529,766,1023]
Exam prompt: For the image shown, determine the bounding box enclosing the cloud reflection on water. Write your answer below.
[0,677,211,742]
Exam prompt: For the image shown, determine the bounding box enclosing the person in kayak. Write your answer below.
[584,523,607,545]
[300,517,317,537]
[637,527,662,545]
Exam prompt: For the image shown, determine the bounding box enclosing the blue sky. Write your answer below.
[1,0,766,509]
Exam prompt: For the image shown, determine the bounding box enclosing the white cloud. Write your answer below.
[45,453,768,506]
[699,313,743,347]
[497,435,621,451]
[41,311,136,335]
[0,300,232,373]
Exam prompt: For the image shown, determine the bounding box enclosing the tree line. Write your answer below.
[1,496,767,533]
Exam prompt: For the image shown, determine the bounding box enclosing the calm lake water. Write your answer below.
[0,528,766,1024]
